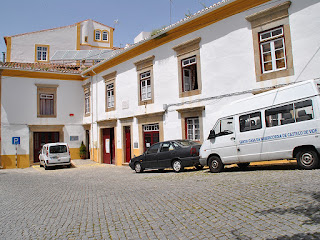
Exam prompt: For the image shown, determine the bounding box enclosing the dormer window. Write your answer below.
[35,44,49,62]
[95,30,101,41]
[102,31,108,41]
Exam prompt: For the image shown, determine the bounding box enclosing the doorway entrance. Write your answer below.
[86,130,90,159]
[102,128,115,164]
[124,126,131,163]
[143,124,159,152]
[33,132,59,163]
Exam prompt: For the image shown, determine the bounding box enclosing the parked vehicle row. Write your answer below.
[130,79,320,174]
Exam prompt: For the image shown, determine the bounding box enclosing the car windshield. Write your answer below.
[175,140,197,146]
[49,145,67,153]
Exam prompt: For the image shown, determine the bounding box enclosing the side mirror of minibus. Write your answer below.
[208,130,216,139]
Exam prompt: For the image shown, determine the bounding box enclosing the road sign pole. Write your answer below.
[15,144,18,168]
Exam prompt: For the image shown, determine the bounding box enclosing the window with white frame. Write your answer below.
[102,31,108,41]
[246,2,293,82]
[36,46,48,61]
[182,56,198,92]
[106,83,114,108]
[95,30,101,41]
[186,117,200,141]
[143,124,159,132]
[259,27,286,73]
[140,71,152,101]
[85,92,90,115]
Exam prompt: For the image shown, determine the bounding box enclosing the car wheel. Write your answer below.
[297,149,319,170]
[134,162,144,173]
[208,156,224,173]
[195,164,204,170]
[237,162,250,169]
[172,160,183,173]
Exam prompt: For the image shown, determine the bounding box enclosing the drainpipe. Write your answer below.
[91,70,97,163]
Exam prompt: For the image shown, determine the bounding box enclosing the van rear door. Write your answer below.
[49,144,69,163]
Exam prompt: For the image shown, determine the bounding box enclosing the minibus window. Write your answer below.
[214,117,234,137]
[265,99,313,127]
[295,99,313,122]
[265,104,293,127]
[239,112,262,132]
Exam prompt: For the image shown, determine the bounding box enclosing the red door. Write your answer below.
[125,126,131,163]
[33,132,59,163]
[103,128,115,164]
[143,131,159,152]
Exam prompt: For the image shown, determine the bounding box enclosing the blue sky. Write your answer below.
[0,0,221,56]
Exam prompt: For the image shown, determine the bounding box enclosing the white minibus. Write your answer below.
[199,79,320,172]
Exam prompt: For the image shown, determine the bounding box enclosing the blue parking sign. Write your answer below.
[12,137,20,145]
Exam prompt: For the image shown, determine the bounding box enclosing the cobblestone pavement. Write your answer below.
[1,161,320,240]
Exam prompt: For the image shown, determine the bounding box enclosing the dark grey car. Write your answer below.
[129,140,202,173]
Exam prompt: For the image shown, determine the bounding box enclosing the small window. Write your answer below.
[84,36,88,42]
[37,84,57,118]
[213,117,234,137]
[106,83,114,108]
[147,143,160,154]
[36,46,48,61]
[85,92,90,115]
[240,112,262,132]
[182,56,198,92]
[102,31,108,41]
[186,117,200,141]
[39,94,54,116]
[95,30,101,41]
[140,71,152,101]
[144,124,159,132]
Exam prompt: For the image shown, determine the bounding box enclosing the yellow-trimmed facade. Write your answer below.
[2,0,318,170]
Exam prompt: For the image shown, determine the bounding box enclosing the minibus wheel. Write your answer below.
[297,149,319,170]
[208,156,224,173]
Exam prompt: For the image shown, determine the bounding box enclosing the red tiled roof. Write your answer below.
[0,62,81,74]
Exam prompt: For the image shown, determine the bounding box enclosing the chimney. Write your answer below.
[2,52,5,62]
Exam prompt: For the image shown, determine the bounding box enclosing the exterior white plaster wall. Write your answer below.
[1,76,84,155]
[88,0,320,152]
[288,0,320,82]
[10,26,77,63]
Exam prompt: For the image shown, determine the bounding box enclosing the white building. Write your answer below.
[1,0,320,168]
[4,19,115,63]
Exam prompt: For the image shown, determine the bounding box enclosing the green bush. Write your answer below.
[79,141,87,159]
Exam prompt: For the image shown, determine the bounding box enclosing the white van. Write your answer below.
[39,143,71,170]
[199,79,320,173]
